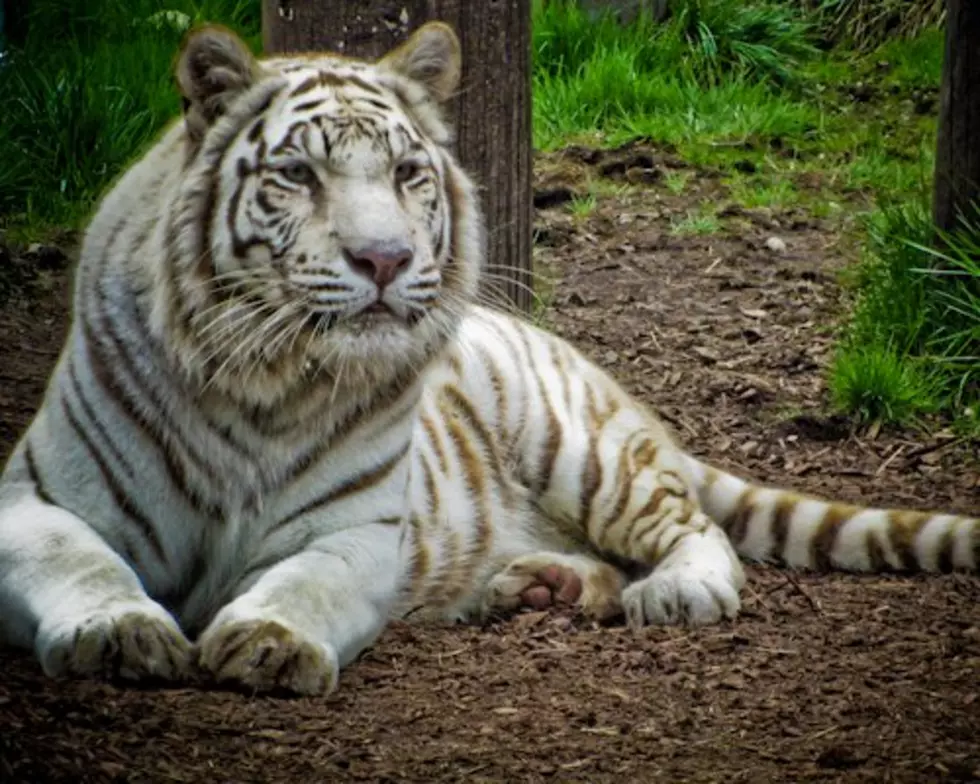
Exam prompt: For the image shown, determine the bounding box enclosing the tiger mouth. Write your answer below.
[351,304,406,327]
[306,302,414,332]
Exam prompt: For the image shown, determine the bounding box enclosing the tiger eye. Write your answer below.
[394,161,421,185]
[281,162,316,185]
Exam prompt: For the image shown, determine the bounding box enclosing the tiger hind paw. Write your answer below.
[482,552,626,621]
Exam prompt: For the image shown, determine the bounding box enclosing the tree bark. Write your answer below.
[933,0,980,233]
[262,0,534,313]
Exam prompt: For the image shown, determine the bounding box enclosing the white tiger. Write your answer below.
[0,23,976,697]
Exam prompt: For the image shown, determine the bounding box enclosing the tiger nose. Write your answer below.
[343,242,413,288]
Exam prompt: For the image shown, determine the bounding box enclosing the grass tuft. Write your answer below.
[568,191,599,220]
[829,345,940,426]
[831,199,980,426]
[664,0,818,83]
[670,209,723,236]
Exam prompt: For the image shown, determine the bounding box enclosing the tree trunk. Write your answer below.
[933,0,980,233]
[262,0,534,313]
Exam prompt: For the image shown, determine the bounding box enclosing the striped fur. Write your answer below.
[0,23,975,697]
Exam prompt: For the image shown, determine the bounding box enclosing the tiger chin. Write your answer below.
[0,23,976,698]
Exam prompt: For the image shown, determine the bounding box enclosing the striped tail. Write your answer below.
[682,454,979,573]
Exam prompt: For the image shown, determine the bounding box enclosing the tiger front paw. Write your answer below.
[197,615,339,696]
[36,603,193,683]
[622,525,745,628]
[622,565,741,628]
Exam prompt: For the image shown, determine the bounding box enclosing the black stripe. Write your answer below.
[67,359,136,481]
[97,212,250,490]
[344,73,383,95]
[271,443,410,533]
[289,75,320,97]
[480,318,532,452]
[197,165,219,278]
[516,328,562,494]
[579,385,605,530]
[69,355,208,539]
[440,413,492,597]
[24,441,56,505]
[440,159,466,283]
[434,222,447,262]
[294,99,325,113]
[59,390,168,565]
[252,86,281,118]
[247,118,265,142]
[364,98,393,111]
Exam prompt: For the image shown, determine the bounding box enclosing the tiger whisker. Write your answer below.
[477,271,542,300]
[239,310,308,385]
[195,303,291,378]
[192,299,287,367]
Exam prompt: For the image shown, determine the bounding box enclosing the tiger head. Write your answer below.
[164,23,483,404]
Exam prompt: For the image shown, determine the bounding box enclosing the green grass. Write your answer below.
[533,0,817,84]
[830,200,980,427]
[0,0,260,234]
[567,191,599,220]
[829,345,941,427]
[530,1,939,217]
[727,175,800,209]
[670,209,723,236]
[664,171,692,196]
[0,0,937,234]
[873,28,945,88]
[532,0,821,153]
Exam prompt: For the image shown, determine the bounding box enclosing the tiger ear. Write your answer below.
[176,25,259,141]
[381,22,461,104]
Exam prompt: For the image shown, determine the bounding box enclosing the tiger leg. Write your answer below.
[620,515,745,628]
[481,552,626,621]
[0,487,192,682]
[197,521,404,696]
[584,437,745,628]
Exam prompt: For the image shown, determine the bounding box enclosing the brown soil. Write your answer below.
[1,145,979,783]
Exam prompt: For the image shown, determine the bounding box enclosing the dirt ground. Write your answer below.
[1,144,978,783]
